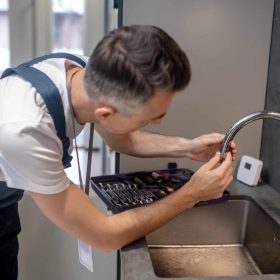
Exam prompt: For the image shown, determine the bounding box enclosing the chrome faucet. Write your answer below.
[220,111,280,159]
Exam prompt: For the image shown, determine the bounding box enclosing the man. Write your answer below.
[0,25,235,279]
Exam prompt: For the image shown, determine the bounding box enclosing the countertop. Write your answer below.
[120,179,280,280]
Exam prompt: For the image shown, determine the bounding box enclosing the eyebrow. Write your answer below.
[152,112,167,120]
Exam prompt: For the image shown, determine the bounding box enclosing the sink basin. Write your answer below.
[146,197,280,278]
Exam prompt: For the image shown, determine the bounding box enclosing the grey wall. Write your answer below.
[260,0,280,193]
[120,0,274,173]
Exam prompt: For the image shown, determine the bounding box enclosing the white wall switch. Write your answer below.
[237,155,263,186]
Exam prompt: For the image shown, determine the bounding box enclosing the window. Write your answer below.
[52,0,84,54]
[0,0,10,72]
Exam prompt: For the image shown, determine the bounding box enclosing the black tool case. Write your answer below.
[90,165,230,214]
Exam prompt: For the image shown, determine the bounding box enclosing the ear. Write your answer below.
[95,105,117,120]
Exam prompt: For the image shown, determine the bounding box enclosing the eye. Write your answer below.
[152,112,167,121]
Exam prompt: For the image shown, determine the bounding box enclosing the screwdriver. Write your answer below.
[133,177,147,188]
[151,171,163,183]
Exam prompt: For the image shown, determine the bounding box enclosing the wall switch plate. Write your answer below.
[237,155,263,186]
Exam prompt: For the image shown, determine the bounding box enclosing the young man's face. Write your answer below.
[98,92,175,134]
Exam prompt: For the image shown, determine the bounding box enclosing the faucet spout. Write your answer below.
[220,111,280,159]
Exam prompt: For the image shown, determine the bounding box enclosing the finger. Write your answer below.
[205,133,224,145]
[229,141,237,152]
[232,152,237,161]
[230,140,237,149]
[198,152,221,172]
[229,149,237,161]
[214,152,232,175]
[218,152,233,171]
[229,143,237,161]
[221,166,234,185]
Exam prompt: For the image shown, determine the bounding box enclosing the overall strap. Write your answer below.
[1,52,86,78]
[1,53,86,168]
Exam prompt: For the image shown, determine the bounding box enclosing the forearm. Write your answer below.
[31,184,111,251]
[105,185,197,249]
[31,181,197,252]
[113,130,192,158]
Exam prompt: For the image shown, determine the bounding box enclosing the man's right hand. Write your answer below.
[183,152,233,203]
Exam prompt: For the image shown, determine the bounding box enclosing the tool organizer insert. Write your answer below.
[91,166,230,214]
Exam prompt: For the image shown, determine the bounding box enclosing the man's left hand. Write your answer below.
[186,133,237,162]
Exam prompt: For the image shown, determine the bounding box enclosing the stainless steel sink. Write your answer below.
[146,197,280,278]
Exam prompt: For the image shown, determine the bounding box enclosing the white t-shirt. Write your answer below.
[0,56,88,194]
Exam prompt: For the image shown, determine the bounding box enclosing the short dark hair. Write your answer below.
[84,25,191,114]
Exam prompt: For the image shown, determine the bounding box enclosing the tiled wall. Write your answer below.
[260,0,280,193]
